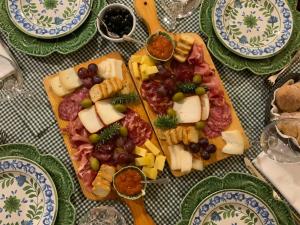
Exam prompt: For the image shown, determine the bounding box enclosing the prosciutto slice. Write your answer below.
[63,117,90,147]
[188,44,204,65]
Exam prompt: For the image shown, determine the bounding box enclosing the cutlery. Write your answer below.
[99,20,120,39]
[122,35,145,45]
[266,49,300,86]
[244,156,300,225]
[140,178,170,184]
[0,129,7,144]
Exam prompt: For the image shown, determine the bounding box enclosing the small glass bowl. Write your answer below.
[146,31,175,62]
[113,166,147,200]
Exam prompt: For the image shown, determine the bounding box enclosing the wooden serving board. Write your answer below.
[44,52,156,225]
[129,0,250,177]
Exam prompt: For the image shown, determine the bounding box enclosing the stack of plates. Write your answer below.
[0,144,75,225]
[200,0,300,75]
[0,0,105,56]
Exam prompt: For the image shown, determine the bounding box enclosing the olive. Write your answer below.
[193,75,202,84]
[89,157,100,171]
[167,108,177,117]
[113,104,127,113]
[195,87,206,96]
[195,121,206,130]
[119,126,128,137]
[80,98,93,108]
[206,144,217,154]
[172,92,185,102]
[89,133,101,144]
[201,151,211,160]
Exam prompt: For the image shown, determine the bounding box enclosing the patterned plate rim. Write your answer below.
[211,0,293,59]
[0,156,59,225]
[188,189,279,225]
[6,0,93,39]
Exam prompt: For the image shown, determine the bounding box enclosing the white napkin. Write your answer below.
[0,43,15,79]
[253,152,300,214]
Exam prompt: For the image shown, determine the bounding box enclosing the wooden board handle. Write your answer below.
[125,198,156,225]
[134,0,164,35]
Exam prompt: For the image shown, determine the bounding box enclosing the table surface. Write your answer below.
[0,0,299,224]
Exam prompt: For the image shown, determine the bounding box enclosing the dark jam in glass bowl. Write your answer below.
[101,7,133,38]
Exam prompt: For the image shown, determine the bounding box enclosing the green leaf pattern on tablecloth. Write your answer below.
[0,173,14,188]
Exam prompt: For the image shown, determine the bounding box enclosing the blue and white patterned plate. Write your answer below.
[212,0,293,59]
[0,157,58,225]
[190,189,278,225]
[6,0,92,39]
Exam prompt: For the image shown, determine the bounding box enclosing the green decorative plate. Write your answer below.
[177,173,295,225]
[200,0,300,75]
[0,0,105,56]
[0,144,76,225]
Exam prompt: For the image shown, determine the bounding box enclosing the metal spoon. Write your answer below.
[140,178,170,184]
[99,20,120,39]
[122,35,145,45]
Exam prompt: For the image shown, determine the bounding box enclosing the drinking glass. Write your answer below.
[260,118,300,163]
[177,0,202,18]
[79,206,126,225]
[161,0,183,31]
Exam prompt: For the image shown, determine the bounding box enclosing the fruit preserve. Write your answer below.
[114,168,143,196]
[147,34,174,60]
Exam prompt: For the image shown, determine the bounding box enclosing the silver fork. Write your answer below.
[267,49,300,86]
[0,129,7,144]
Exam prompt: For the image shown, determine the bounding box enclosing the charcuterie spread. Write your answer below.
[44,52,165,200]
[129,33,250,176]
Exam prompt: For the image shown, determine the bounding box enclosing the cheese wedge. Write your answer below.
[200,94,210,121]
[140,55,156,66]
[50,76,73,97]
[59,68,82,90]
[78,106,104,133]
[134,146,147,157]
[95,100,125,125]
[192,158,204,171]
[145,153,155,167]
[173,96,201,123]
[180,149,193,174]
[144,139,160,156]
[221,130,244,155]
[131,55,142,64]
[142,167,158,180]
[154,155,166,171]
[174,144,184,170]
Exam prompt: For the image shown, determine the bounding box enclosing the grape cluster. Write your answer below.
[77,63,104,89]
[102,7,133,37]
[188,138,216,160]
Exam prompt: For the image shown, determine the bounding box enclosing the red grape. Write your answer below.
[124,139,135,153]
[201,151,210,160]
[118,152,135,164]
[189,143,201,153]
[81,78,93,89]
[88,63,98,76]
[163,78,176,95]
[198,138,209,148]
[206,144,216,154]
[78,67,89,79]
[156,65,172,79]
[95,142,115,153]
[157,85,168,97]
[92,152,112,163]
[92,76,104,84]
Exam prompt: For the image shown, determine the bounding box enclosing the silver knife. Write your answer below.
[244,156,300,225]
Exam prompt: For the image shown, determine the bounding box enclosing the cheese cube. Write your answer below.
[50,76,73,97]
[142,167,158,180]
[134,146,147,157]
[141,55,156,66]
[173,96,201,123]
[145,153,155,167]
[78,106,104,133]
[154,155,166,171]
[135,157,151,166]
[89,84,102,103]
[95,100,125,125]
[132,62,140,78]
[131,55,142,63]
[144,139,160,156]
[59,68,82,90]
[221,130,244,155]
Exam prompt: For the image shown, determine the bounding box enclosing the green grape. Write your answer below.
[172,92,185,102]
[119,126,128,137]
[89,157,100,171]
[89,133,101,144]
[195,87,206,96]
[80,98,93,108]
[113,104,127,113]
[195,121,205,130]
[193,75,202,84]
[167,108,177,117]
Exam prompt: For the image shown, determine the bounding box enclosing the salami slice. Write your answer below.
[141,80,173,115]
[122,109,152,146]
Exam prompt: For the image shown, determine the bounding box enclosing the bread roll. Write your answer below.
[275,83,300,112]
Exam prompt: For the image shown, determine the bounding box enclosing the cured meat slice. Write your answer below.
[64,118,90,147]
[188,44,204,65]
[171,60,195,82]
[141,80,173,114]
[122,109,152,146]
[58,87,89,121]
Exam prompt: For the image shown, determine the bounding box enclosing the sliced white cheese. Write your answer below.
[113,59,123,81]
[95,100,125,125]
[78,106,104,133]
[97,59,123,80]
[221,130,244,155]
[50,76,73,97]
[200,94,210,121]
[168,145,180,170]
[179,149,193,174]
[173,96,201,123]
[174,145,184,171]
[192,158,204,171]
[59,68,82,90]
